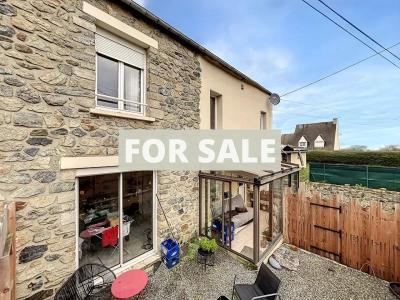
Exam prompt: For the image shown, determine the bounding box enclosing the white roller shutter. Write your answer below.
[95,28,145,69]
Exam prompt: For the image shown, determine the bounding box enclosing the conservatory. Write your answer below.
[199,163,300,263]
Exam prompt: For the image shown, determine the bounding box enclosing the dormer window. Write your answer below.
[298,136,308,148]
[314,135,325,148]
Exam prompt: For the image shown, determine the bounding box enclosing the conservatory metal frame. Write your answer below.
[198,163,300,263]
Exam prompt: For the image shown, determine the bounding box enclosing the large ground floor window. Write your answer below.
[77,171,154,268]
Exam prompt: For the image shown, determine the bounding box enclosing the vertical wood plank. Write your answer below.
[395,203,400,281]
[285,187,398,281]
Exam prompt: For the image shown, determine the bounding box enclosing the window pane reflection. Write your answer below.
[228,182,254,260]
[78,174,120,268]
[124,65,141,112]
[97,54,118,109]
[78,171,154,268]
[122,171,153,262]
[200,175,255,261]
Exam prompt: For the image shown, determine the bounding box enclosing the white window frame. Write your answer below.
[74,168,157,271]
[95,35,147,116]
[298,136,308,148]
[299,141,307,148]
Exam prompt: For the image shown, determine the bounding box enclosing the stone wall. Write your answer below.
[304,182,400,211]
[0,0,201,298]
[270,179,281,238]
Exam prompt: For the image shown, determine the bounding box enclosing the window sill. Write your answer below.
[90,107,156,122]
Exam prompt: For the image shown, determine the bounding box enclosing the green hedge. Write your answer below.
[307,151,400,167]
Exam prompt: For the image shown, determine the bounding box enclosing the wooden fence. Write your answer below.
[0,202,16,300]
[283,185,400,282]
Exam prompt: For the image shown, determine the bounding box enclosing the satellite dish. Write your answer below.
[269,93,280,105]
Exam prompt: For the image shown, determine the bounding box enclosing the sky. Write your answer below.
[135,0,400,149]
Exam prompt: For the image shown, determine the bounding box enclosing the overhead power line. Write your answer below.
[280,41,400,97]
[301,0,400,71]
[317,0,400,63]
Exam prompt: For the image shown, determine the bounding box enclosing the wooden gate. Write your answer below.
[284,186,400,282]
[309,201,342,262]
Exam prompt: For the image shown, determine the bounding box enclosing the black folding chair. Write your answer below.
[232,263,281,300]
[55,263,116,300]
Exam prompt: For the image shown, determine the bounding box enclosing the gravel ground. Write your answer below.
[142,245,396,300]
[142,249,255,300]
[271,245,395,300]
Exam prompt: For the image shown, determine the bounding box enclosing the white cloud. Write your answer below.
[203,32,400,147]
[245,47,293,79]
[273,61,400,147]
[203,39,236,64]
[183,0,400,148]
[204,38,293,87]
[132,0,146,7]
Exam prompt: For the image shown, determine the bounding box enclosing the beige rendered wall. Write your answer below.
[199,56,272,130]
[290,152,307,168]
[333,118,340,150]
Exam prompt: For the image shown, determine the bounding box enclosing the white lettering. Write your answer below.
[199,139,215,163]
[242,139,257,163]
[169,139,188,163]
[261,139,275,163]
[143,139,165,163]
[217,139,240,163]
[125,139,140,163]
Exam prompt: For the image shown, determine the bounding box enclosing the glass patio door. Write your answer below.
[200,178,234,248]
[78,171,154,269]
[122,171,153,263]
[78,173,120,268]
[199,174,256,262]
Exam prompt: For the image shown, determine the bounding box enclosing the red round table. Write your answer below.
[111,269,148,299]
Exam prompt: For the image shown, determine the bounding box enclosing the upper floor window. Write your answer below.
[210,93,222,129]
[298,136,308,148]
[260,111,266,130]
[95,29,146,115]
[210,96,216,129]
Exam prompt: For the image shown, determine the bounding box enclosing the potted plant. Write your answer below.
[197,237,218,256]
[196,237,218,269]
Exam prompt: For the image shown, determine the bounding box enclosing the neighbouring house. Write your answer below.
[282,118,340,151]
[281,145,307,168]
[0,0,298,298]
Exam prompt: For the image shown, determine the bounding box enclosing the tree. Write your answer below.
[380,145,400,151]
[345,145,368,151]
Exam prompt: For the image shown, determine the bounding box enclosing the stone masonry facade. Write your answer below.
[305,182,400,211]
[0,0,201,298]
